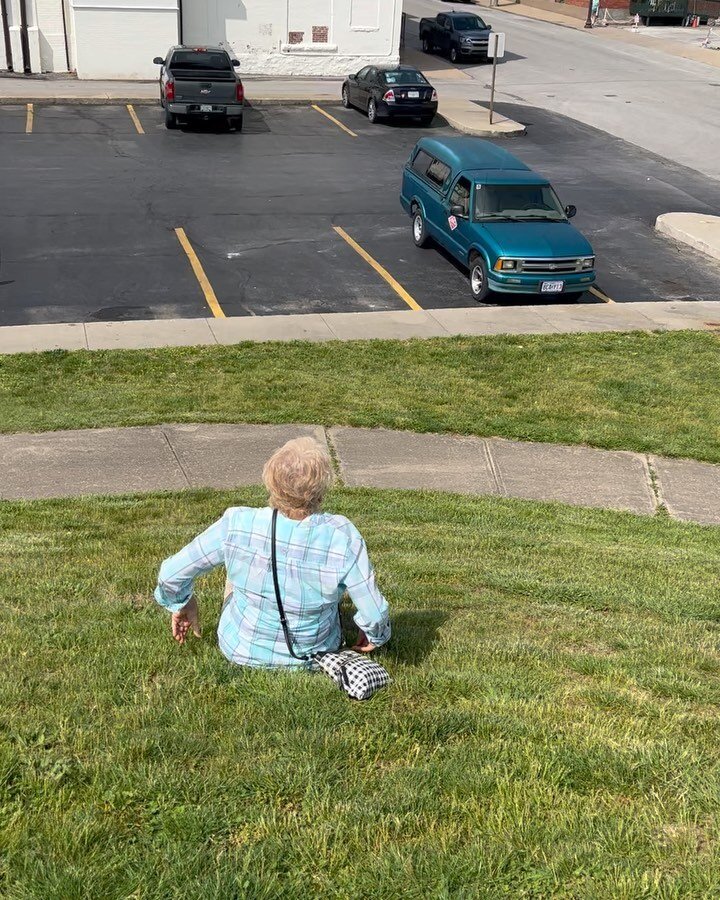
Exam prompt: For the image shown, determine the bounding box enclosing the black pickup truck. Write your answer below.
[419,12,492,64]
[154,46,245,130]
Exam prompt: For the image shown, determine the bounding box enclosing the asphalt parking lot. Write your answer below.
[1,99,720,326]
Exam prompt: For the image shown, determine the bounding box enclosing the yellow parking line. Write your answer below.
[333,225,422,311]
[311,104,357,138]
[589,285,615,304]
[126,104,145,135]
[174,227,226,318]
[25,103,33,134]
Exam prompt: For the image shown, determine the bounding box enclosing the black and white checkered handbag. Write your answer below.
[270,510,391,702]
[315,650,391,701]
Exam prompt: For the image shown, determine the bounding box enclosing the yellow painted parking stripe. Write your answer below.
[25,103,33,134]
[333,225,422,312]
[126,104,145,135]
[311,104,357,138]
[589,285,615,304]
[174,227,226,318]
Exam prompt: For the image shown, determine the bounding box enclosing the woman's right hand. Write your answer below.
[352,629,376,653]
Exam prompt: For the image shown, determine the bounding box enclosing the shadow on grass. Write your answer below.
[385,609,450,665]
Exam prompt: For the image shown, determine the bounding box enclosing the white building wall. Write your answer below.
[184,0,402,77]
[36,0,68,70]
[0,0,69,71]
[70,0,179,78]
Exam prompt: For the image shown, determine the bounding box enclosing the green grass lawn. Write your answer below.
[1,330,720,462]
[3,486,720,897]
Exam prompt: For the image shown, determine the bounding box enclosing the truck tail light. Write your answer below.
[164,80,175,102]
[382,89,395,102]
[236,82,245,103]
[431,89,438,101]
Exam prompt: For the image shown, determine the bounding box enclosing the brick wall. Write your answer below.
[562,0,629,9]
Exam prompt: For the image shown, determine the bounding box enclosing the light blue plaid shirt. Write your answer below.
[154,506,391,668]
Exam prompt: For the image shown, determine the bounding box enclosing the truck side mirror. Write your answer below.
[153,57,164,65]
[565,205,577,218]
[450,204,466,217]
[231,59,240,66]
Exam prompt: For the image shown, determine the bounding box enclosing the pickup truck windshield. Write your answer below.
[170,50,231,70]
[382,71,428,85]
[452,16,487,30]
[475,184,566,221]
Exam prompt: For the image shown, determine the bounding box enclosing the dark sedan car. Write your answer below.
[341,65,438,125]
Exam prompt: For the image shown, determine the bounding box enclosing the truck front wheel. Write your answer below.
[469,254,490,302]
[450,46,459,64]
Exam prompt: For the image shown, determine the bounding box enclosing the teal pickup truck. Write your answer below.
[400,137,596,302]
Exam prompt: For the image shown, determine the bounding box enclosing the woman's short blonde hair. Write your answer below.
[262,436,334,518]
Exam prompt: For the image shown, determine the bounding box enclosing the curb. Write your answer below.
[656,213,720,264]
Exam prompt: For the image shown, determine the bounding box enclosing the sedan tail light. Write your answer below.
[164,79,175,101]
[236,82,244,103]
[431,89,438,101]
[382,89,396,102]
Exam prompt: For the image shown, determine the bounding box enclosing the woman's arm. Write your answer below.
[154,511,231,615]
[341,529,391,650]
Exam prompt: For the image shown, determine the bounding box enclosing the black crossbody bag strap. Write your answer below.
[270,508,310,661]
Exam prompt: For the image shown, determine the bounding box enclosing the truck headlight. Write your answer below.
[581,257,595,270]
[495,259,518,271]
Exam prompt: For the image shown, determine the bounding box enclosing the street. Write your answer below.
[404,0,720,179]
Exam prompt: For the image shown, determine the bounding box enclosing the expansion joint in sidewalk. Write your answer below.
[161,427,192,488]
[644,454,668,517]
[484,439,507,497]
[324,427,345,487]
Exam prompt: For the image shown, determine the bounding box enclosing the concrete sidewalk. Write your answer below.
[2,302,720,354]
[2,423,718,525]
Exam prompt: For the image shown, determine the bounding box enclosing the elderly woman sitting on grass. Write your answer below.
[154,436,391,667]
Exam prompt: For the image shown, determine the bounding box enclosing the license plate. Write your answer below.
[540,281,564,293]
[407,91,419,99]
[200,104,213,112]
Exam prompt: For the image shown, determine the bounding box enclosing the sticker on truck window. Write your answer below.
[448,215,458,231]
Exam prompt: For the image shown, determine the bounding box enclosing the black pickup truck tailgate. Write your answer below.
[170,69,237,104]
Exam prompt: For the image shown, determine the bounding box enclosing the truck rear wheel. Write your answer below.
[230,115,243,132]
[164,108,177,130]
[412,207,430,248]
[422,37,433,53]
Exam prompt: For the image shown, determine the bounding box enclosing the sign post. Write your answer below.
[487,32,506,125]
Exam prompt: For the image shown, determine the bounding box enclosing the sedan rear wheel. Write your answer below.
[367,98,378,124]
[342,85,351,109]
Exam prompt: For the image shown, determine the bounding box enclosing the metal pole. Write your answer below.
[489,52,497,124]
[584,0,594,27]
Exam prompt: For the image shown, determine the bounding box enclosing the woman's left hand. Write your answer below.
[352,628,376,653]
[172,597,201,644]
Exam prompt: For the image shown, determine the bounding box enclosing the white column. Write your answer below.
[7,0,23,70]
[25,0,42,72]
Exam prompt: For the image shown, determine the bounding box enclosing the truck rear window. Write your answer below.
[170,50,231,70]
[453,16,487,30]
